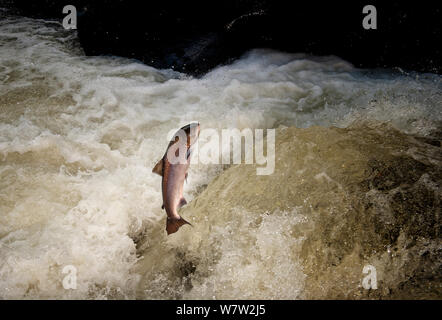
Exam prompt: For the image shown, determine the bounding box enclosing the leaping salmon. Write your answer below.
[152,122,200,235]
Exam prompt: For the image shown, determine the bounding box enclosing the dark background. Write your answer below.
[2,0,441,75]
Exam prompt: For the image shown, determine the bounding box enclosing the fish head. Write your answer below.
[166,122,200,164]
[181,122,200,147]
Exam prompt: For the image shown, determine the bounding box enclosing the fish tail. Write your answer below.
[166,216,192,235]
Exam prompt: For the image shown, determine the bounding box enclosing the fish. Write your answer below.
[152,122,200,235]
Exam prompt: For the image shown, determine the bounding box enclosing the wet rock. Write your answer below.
[6,0,442,75]
[179,122,441,298]
[365,157,429,191]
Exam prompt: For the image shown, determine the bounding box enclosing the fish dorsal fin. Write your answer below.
[152,159,163,176]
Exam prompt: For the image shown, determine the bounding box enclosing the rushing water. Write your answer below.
[0,11,441,299]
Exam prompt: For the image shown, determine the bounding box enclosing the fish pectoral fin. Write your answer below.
[166,216,192,235]
[185,172,188,183]
[178,198,187,209]
[152,159,163,176]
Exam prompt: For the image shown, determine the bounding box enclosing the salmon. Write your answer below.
[152,122,200,235]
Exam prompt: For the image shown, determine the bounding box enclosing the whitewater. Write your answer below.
[0,11,440,299]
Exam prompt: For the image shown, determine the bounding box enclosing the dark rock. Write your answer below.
[391,186,439,240]
[4,0,441,75]
[366,157,429,191]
